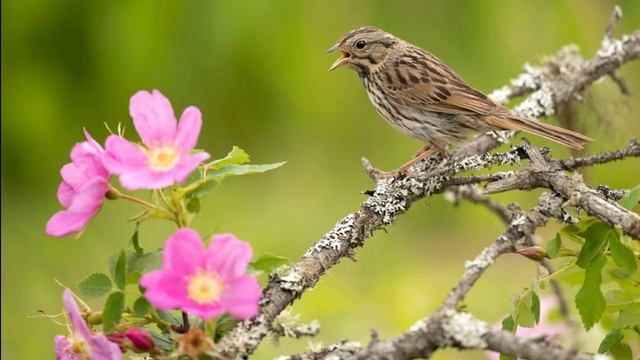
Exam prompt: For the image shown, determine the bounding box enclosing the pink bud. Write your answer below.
[515,246,548,262]
[125,328,155,352]
[105,332,127,353]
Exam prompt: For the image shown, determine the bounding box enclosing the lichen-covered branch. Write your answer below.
[219,9,640,358]
[485,139,640,239]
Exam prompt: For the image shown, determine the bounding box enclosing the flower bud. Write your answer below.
[125,327,155,353]
[105,188,120,200]
[105,332,127,353]
[515,246,548,262]
[86,311,103,325]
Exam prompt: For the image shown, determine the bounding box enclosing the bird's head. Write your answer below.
[327,26,398,76]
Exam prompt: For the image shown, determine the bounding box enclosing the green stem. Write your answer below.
[538,259,577,283]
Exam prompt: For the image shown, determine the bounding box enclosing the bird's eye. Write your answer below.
[355,40,366,49]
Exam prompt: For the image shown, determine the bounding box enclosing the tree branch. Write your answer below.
[219,11,640,358]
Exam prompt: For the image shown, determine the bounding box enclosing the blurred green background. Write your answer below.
[2,0,639,358]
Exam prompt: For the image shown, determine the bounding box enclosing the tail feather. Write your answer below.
[485,115,592,150]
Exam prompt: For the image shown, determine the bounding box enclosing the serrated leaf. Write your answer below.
[114,250,127,290]
[78,273,112,299]
[206,162,286,183]
[102,291,125,332]
[575,254,606,330]
[619,185,640,210]
[547,233,561,259]
[207,146,250,170]
[131,225,143,254]
[609,232,637,272]
[598,329,623,353]
[576,222,610,269]
[614,303,640,330]
[531,292,540,324]
[249,254,289,275]
[133,296,151,317]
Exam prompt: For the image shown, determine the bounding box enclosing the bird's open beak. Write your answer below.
[326,44,351,71]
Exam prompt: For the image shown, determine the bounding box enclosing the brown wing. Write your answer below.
[379,47,509,117]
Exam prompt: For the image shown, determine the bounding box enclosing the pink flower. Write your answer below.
[47,130,111,237]
[103,90,210,190]
[55,289,122,360]
[140,229,261,320]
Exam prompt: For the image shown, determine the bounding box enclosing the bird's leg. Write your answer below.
[369,144,445,180]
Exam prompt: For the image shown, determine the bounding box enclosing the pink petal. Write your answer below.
[67,179,108,214]
[83,129,104,153]
[139,270,187,310]
[172,152,210,183]
[181,301,224,321]
[62,289,91,338]
[54,335,72,360]
[46,211,92,237]
[87,336,123,360]
[206,234,253,281]
[220,275,261,319]
[129,90,177,145]
[103,135,147,175]
[119,169,176,191]
[164,228,205,273]
[60,163,90,190]
[175,106,202,152]
[57,181,75,208]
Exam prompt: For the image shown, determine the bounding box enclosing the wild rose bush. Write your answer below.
[46,90,285,359]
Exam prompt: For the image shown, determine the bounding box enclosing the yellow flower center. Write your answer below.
[69,336,90,359]
[147,145,180,171]
[187,269,225,305]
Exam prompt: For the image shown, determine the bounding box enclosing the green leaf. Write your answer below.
[614,303,640,330]
[619,185,640,209]
[214,313,238,341]
[248,254,289,275]
[499,316,516,360]
[598,329,623,353]
[609,232,637,272]
[102,291,125,332]
[127,251,162,284]
[546,233,561,259]
[576,222,610,269]
[501,315,516,332]
[511,292,535,328]
[131,225,143,254]
[207,146,250,170]
[206,162,286,183]
[531,292,540,324]
[114,250,127,290]
[78,273,112,299]
[575,254,606,330]
[609,342,632,360]
[133,296,151,317]
[186,196,201,214]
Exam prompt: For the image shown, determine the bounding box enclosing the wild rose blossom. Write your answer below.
[55,289,122,360]
[103,90,210,190]
[46,130,110,237]
[140,229,261,320]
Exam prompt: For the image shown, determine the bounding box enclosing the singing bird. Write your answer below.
[327,27,591,177]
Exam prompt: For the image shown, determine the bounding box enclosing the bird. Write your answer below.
[327,26,592,177]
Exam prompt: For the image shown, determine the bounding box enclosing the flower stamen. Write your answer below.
[186,269,225,305]
[147,145,180,171]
